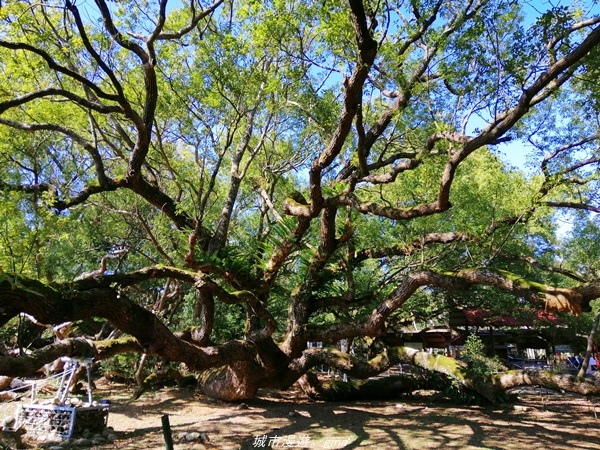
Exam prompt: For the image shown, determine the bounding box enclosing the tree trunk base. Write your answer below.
[198,364,261,402]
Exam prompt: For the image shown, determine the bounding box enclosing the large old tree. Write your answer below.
[2,0,600,402]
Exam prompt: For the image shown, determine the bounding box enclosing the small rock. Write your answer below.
[74,437,93,447]
[513,405,530,412]
[81,429,92,438]
[237,402,249,410]
[185,431,201,441]
[49,446,63,450]
[200,432,210,442]
[175,432,188,441]
[0,376,13,390]
[288,411,299,418]
[2,415,15,428]
[9,379,26,390]
[395,404,405,409]
[106,433,116,443]
[92,438,106,445]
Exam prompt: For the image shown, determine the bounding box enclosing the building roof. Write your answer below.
[451,308,562,328]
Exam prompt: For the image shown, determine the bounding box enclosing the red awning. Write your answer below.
[460,308,561,328]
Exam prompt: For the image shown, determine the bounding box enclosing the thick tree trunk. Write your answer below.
[292,347,600,404]
[0,338,97,376]
[192,289,215,345]
[494,370,600,395]
[395,348,600,401]
[298,372,422,401]
[198,361,263,401]
[578,312,600,377]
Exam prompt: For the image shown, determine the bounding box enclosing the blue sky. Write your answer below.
[495,0,600,173]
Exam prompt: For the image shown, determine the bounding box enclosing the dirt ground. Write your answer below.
[3,379,600,450]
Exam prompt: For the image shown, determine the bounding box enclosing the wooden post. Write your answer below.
[161,414,174,450]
